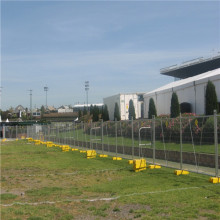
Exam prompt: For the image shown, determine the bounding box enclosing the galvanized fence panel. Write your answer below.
[2,112,219,177]
[181,115,216,176]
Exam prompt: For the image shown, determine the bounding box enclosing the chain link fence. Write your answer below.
[2,112,219,177]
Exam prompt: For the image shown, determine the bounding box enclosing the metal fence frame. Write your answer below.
[2,111,219,177]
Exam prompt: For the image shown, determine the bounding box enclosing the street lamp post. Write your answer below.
[85,81,89,112]
[28,89,32,120]
[44,86,48,110]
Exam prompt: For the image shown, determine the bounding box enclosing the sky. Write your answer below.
[1,0,220,110]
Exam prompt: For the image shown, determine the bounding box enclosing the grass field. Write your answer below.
[1,140,220,220]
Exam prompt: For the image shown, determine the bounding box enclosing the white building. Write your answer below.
[103,93,144,121]
[144,68,220,117]
[58,105,73,113]
[73,103,104,112]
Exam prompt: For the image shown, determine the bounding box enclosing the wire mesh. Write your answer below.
[2,113,219,176]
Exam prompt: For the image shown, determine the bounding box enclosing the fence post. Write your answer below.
[73,122,75,147]
[16,125,18,139]
[3,125,5,139]
[115,118,118,157]
[80,121,83,148]
[214,110,219,177]
[132,117,134,159]
[180,113,183,170]
[101,119,103,154]
[152,115,155,165]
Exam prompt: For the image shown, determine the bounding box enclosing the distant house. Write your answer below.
[14,105,26,118]
[32,108,41,118]
[58,105,73,113]
[47,106,57,113]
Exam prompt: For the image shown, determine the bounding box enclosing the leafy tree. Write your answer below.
[114,103,121,121]
[102,105,109,121]
[170,92,180,118]
[205,80,218,115]
[128,99,136,120]
[148,98,157,119]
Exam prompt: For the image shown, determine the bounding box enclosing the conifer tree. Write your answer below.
[78,110,82,118]
[114,103,121,121]
[170,92,180,118]
[148,98,157,119]
[92,105,99,122]
[83,106,87,116]
[128,99,136,120]
[205,80,218,115]
[89,105,93,116]
[102,105,109,121]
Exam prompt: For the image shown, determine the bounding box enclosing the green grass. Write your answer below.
[1,140,220,220]
[1,193,18,200]
[50,128,216,154]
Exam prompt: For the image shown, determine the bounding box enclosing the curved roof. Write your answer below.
[144,68,220,97]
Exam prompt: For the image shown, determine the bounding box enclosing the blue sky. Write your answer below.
[1,0,220,110]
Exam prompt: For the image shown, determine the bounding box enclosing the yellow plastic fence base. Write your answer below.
[148,165,161,169]
[72,148,79,151]
[46,141,53,147]
[209,177,220,184]
[87,150,96,159]
[134,168,147,172]
[128,160,134,164]
[1,138,7,142]
[174,170,189,176]
[133,159,147,172]
[34,140,41,145]
[80,150,87,153]
[62,145,70,152]
[27,138,33,142]
[99,154,108,158]
[112,157,122,160]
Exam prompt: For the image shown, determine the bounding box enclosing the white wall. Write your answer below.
[104,93,143,120]
[144,73,220,118]
[103,94,120,121]
[58,109,73,113]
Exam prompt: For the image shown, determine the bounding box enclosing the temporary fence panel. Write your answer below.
[2,112,219,177]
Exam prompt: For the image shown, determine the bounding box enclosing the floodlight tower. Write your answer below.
[85,81,89,111]
[28,89,32,120]
[44,86,48,110]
